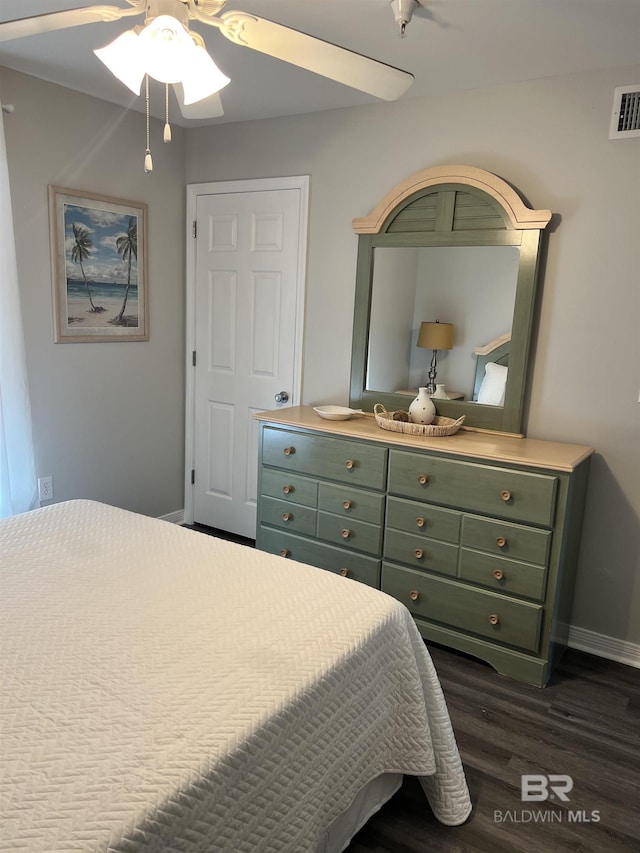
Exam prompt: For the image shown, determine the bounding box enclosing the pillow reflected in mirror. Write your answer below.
[477,362,508,406]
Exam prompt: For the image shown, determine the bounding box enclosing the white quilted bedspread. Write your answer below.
[0,500,471,852]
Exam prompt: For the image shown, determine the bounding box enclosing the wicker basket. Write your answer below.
[373,403,465,437]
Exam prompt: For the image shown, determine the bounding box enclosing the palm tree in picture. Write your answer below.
[114,217,138,325]
[70,222,102,312]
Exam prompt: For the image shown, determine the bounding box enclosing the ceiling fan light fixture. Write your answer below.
[181,46,230,105]
[95,14,228,107]
[138,14,196,84]
[94,29,145,95]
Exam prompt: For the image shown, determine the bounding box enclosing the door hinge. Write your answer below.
[192,350,196,367]
[192,220,197,238]
[191,469,195,485]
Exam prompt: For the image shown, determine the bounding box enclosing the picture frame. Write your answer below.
[48,186,149,342]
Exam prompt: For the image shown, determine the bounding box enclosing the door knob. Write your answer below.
[274,391,289,403]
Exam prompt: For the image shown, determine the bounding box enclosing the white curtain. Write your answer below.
[0,108,38,518]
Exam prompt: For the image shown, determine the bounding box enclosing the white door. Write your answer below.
[186,177,308,538]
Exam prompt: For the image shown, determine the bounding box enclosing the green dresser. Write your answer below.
[258,424,387,585]
[256,407,593,687]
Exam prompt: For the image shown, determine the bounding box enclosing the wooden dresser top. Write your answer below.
[255,407,594,473]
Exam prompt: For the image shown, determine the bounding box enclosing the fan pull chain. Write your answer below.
[163,83,172,143]
[144,74,153,173]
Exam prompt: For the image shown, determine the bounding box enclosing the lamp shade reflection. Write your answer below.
[417,321,453,351]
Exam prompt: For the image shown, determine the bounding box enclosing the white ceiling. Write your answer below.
[1,0,639,127]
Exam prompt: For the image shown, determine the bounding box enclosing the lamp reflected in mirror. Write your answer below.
[416,320,453,395]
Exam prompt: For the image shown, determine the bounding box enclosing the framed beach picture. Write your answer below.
[48,186,149,342]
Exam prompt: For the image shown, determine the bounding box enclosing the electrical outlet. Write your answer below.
[38,476,53,502]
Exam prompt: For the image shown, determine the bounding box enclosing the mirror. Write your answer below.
[349,165,552,434]
[367,245,519,399]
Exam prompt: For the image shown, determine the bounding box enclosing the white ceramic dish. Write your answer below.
[313,406,363,421]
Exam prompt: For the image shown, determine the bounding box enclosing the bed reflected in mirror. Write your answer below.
[472,334,511,405]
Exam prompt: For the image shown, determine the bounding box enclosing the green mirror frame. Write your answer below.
[349,165,552,435]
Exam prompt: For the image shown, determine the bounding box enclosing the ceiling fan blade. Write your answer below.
[218,12,414,101]
[174,86,225,119]
[0,5,143,43]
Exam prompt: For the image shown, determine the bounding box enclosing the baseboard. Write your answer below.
[159,509,185,525]
[152,513,640,670]
[568,625,640,669]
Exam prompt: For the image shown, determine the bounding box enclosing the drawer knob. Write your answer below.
[492,569,504,581]
[345,459,355,470]
[409,589,419,601]
[283,446,295,457]
[279,549,290,557]
[340,568,349,577]
[418,474,429,485]
[282,485,293,495]
[282,512,292,522]
[342,500,352,510]
[501,490,512,502]
[496,536,507,548]
[488,614,500,626]
[413,548,424,559]
[416,517,426,528]
[341,528,351,539]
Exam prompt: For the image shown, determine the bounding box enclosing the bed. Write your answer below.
[473,332,511,405]
[0,500,472,852]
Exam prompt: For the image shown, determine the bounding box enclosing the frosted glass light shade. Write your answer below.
[95,16,229,105]
[94,30,145,95]
[138,15,196,84]
[181,46,230,104]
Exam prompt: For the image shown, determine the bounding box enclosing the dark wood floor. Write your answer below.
[183,522,256,548]
[184,524,639,851]
[346,643,640,853]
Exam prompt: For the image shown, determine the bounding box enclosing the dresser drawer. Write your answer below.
[461,515,552,566]
[388,450,557,526]
[258,526,381,587]
[263,427,387,490]
[261,468,318,507]
[317,511,382,556]
[382,563,542,652]
[383,529,458,577]
[260,496,317,536]
[459,549,547,602]
[386,496,461,543]
[318,483,384,525]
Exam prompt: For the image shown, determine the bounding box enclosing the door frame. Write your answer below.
[184,175,310,525]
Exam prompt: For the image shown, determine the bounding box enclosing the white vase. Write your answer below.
[432,384,449,400]
[409,386,436,424]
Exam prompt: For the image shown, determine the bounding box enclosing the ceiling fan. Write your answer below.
[0,0,415,120]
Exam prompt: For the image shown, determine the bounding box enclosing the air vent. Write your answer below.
[609,85,640,139]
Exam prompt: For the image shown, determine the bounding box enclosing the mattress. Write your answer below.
[0,500,471,851]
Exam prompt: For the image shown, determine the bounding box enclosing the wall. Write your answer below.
[1,68,187,518]
[186,64,640,646]
[367,247,417,391]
